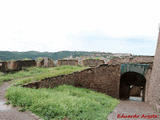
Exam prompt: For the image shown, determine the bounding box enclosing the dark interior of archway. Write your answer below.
[119,72,146,101]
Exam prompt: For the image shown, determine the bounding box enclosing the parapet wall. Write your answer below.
[17,60,36,68]
[36,58,54,67]
[108,56,154,65]
[0,61,21,72]
[82,59,105,67]
[23,64,121,98]
[57,59,78,66]
[0,60,36,72]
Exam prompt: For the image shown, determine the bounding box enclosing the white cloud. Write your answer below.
[0,0,159,55]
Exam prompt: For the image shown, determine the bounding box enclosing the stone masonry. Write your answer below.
[148,30,160,111]
[36,57,54,67]
[57,59,78,66]
[108,56,154,65]
[24,64,121,98]
[82,59,105,67]
[24,62,152,101]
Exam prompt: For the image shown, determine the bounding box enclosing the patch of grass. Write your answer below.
[6,85,119,120]
[0,66,86,85]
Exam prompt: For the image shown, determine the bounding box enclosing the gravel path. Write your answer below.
[0,82,41,120]
[108,100,160,120]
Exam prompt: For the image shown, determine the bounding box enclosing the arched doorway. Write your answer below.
[119,72,146,101]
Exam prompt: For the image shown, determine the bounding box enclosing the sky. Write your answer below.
[0,0,160,55]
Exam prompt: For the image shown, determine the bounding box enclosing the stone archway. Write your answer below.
[119,72,146,101]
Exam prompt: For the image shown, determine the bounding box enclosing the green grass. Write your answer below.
[0,66,86,85]
[6,85,119,120]
[1,65,119,119]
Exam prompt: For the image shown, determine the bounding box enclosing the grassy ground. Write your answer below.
[6,85,119,120]
[0,66,86,85]
[0,66,119,120]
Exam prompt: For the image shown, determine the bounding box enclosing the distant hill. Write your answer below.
[0,51,117,61]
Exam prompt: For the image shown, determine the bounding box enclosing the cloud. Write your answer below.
[0,0,159,55]
[68,31,157,55]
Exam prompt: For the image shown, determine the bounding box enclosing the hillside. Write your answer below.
[0,51,131,61]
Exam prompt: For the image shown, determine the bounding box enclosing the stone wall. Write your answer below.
[24,64,121,98]
[57,59,78,66]
[148,30,160,111]
[0,61,22,72]
[108,56,154,65]
[0,60,36,72]
[17,60,36,68]
[82,59,105,67]
[23,63,153,100]
[130,86,141,97]
[144,65,152,102]
[0,62,7,72]
[37,58,54,67]
[7,61,21,72]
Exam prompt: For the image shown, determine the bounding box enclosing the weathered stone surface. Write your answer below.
[130,86,141,97]
[0,60,36,72]
[148,30,160,111]
[7,61,20,71]
[24,63,153,101]
[0,61,21,72]
[108,56,154,65]
[57,59,78,66]
[82,59,105,67]
[17,60,36,68]
[36,57,54,67]
[0,62,7,72]
[24,64,121,98]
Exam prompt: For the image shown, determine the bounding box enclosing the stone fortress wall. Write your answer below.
[107,56,154,65]
[23,62,153,101]
[0,55,153,73]
[82,59,105,67]
[57,59,79,66]
[24,64,121,98]
[148,30,160,111]
[0,60,36,72]
[1,52,157,110]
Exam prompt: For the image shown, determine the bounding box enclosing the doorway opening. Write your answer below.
[119,72,146,102]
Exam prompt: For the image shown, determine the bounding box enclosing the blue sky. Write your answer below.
[0,0,159,55]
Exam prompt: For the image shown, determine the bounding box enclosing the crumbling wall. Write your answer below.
[37,58,54,67]
[0,61,22,72]
[7,61,20,71]
[57,59,78,66]
[17,60,36,68]
[23,64,121,98]
[0,60,36,72]
[0,62,7,72]
[82,59,105,67]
